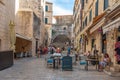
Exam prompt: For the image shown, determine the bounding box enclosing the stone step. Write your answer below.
[110,65,120,72]
[110,68,119,72]
[104,66,120,77]
[104,70,120,77]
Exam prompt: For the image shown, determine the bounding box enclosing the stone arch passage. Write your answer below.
[52,35,71,48]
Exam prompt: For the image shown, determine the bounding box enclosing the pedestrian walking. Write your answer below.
[40,46,43,57]
[67,45,71,55]
[37,47,40,58]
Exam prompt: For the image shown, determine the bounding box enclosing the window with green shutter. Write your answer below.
[45,5,48,11]
[85,17,87,26]
[89,9,92,22]
[95,0,98,16]
[82,0,84,9]
[104,0,108,10]
[45,18,48,24]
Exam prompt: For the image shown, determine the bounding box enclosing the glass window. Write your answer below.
[102,34,107,53]
[95,0,98,16]
[82,0,84,9]
[85,17,87,26]
[45,18,48,24]
[104,0,108,10]
[89,9,92,22]
[91,39,95,49]
[45,5,48,11]
[63,27,66,30]
[82,21,84,29]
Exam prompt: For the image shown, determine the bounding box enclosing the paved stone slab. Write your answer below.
[0,57,120,80]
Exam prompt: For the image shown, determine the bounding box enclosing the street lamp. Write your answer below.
[9,20,16,52]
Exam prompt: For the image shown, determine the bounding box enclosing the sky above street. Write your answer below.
[46,0,74,15]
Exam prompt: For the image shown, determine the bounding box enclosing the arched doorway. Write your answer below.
[52,35,71,48]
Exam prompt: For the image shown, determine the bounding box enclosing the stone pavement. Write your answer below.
[0,57,120,80]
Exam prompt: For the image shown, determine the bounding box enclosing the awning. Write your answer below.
[103,17,120,34]
[16,33,32,41]
[90,18,105,34]
[90,12,106,34]
[80,21,92,35]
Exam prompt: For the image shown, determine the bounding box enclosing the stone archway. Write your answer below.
[52,34,71,48]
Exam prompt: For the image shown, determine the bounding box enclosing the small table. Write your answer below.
[53,57,61,69]
[85,59,99,71]
[52,53,62,69]
[53,53,62,57]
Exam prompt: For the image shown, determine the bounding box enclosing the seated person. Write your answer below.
[84,51,91,58]
[99,53,111,71]
[56,48,61,53]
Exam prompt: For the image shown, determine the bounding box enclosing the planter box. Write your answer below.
[0,50,14,70]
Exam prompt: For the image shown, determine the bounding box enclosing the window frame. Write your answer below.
[95,0,99,16]
[45,18,48,24]
[45,5,48,11]
[104,0,109,10]
[89,9,92,22]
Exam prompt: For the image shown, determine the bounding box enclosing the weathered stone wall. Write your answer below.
[86,30,102,55]
[15,11,33,39]
[106,30,116,65]
[19,0,46,47]
[45,2,53,45]
[0,0,15,51]
[106,28,120,67]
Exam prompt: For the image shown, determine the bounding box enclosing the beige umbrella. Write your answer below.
[9,20,16,52]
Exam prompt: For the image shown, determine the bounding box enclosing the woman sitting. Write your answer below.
[99,53,111,71]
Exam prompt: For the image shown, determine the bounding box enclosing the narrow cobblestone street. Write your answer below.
[0,56,120,80]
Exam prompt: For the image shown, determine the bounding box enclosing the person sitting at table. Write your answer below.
[98,53,111,71]
[56,48,61,53]
[84,51,91,58]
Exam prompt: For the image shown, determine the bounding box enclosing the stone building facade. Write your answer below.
[73,0,120,75]
[52,15,73,48]
[75,0,119,54]
[15,0,46,56]
[0,0,15,51]
[15,10,33,55]
[102,2,120,73]
[45,1,53,46]
[73,0,82,52]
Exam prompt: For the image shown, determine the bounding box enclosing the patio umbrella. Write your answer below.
[9,20,16,52]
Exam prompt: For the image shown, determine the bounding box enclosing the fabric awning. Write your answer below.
[90,18,105,34]
[90,12,106,34]
[103,17,120,34]
[16,33,32,41]
[80,21,92,35]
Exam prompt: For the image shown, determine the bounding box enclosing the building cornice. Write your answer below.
[0,1,5,5]
[46,1,53,4]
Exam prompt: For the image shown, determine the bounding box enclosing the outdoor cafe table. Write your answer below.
[85,59,99,71]
[52,53,62,69]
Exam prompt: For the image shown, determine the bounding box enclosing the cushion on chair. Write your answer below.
[80,60,87,65]
[47,59,53,63]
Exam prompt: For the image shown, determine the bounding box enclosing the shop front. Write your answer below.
[103,18,120,66]
[102,5,120,73]
[15,33,32,58]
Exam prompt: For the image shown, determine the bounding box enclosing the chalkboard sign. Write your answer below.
[62,56,72,71]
